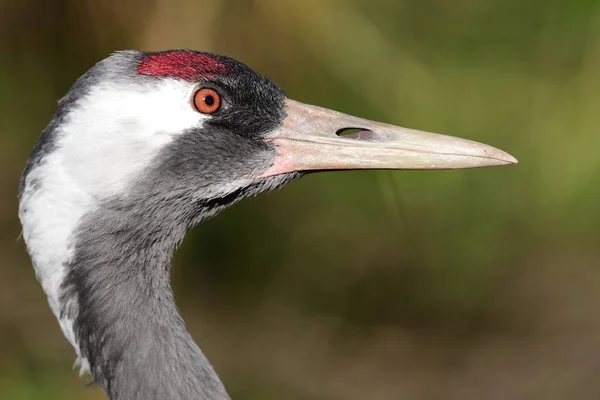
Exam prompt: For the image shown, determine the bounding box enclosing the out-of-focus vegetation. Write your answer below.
[2,0,600,398]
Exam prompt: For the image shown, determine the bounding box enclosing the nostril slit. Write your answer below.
[335,127,373,140]
[336,128,365,136]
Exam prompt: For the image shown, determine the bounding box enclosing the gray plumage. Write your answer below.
[21,50,295,400]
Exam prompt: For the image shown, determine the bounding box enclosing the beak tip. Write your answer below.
[500,152,518,165]
[479,145,518,166]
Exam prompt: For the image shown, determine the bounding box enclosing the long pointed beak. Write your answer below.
[260,99,517,177]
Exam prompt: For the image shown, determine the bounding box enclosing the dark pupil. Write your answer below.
[204,95,215,106]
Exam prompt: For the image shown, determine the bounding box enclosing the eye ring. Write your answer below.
[192,87,221,114]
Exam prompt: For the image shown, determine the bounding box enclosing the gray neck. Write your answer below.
[61,195,231,400]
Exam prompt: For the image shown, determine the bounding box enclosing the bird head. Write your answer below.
[18,50,517,397]
[25,49,515,226]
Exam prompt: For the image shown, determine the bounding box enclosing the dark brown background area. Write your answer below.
[1,0,599,398]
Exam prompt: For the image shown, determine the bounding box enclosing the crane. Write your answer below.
[18,50,517,400]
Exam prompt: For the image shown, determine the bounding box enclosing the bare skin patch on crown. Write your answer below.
[137,51,228,81]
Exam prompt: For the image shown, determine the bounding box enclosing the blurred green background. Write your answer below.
[2,0,600,399]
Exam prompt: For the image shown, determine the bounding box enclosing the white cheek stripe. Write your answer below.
[19,78,206,374]
[59,78,207,196]
[20,153,92,373]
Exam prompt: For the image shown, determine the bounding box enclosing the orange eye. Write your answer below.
[192,88,221,114]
